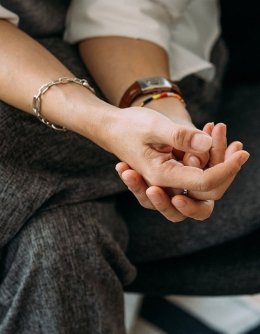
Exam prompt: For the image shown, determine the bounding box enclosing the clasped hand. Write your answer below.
[112,106,249,223]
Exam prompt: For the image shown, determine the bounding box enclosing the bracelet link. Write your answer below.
[32,77,95,131]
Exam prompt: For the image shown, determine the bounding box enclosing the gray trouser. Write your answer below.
[0,36,260,334]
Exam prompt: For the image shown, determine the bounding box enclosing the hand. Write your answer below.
[130,95,211,170]
[110,106,248,186]
[115,121,248,222]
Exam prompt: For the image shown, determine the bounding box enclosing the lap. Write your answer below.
[0,199,135,300]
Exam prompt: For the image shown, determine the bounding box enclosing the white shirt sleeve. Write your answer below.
[64,0,220,82]
[168,0,220,81]
[64,0,172,54]
[0,4,19,25]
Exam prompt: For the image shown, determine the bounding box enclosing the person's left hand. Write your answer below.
[115,122,245,222]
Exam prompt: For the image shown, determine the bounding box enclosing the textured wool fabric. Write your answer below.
[0,201,136,334]
[0,1,260,333]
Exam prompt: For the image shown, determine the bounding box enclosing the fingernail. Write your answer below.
[239,152,250,165]
[236,141,243,150]
[220,123,227,135]
[187,155,201,167]
[191,133,212,151]
[174,198,186,208]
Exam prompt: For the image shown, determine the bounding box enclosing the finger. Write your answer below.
[187,148,249,200]
[182,123,214,168]
[172,196,214,221]
[183,151,209,168]
[146,186,186,223]
[225,141,243,159]
[153,150,249,190]
[197,142,244,200]
[148,112,213,153]
[208,142,244,198]
[208,123,227,167]
[198,142,244,200]
[121,170,155,209]
[203,122,214,135]
[115,161,131,175]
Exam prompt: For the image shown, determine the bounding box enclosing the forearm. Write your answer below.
[79,37,170,105]
[79,36,191,123]
[0,20,117,148]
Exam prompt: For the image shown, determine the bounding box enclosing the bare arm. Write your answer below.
[79,37,169,105]
[79,36,249,222]
[0,20,117,150]
[79,37,191,122]
[0,22,249,224]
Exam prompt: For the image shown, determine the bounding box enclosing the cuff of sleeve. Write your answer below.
[64,0,171,53]
[0,5,19,25]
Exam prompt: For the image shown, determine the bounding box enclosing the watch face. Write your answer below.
[138,77,172,93]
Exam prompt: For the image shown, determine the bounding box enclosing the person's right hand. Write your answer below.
[113,113,249,222]
[108,106,249,195]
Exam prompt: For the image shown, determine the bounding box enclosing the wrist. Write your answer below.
[41,82,120,151]
[131,93,193,126]
[69,93,120,152]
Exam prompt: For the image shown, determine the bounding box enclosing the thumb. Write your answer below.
[155,121,213,153]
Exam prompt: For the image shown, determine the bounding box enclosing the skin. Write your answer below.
[80,36,249,222]
[116,124,244,222]
[0,21,250,223]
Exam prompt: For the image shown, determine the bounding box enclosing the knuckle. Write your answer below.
[143,146,155,161]
[191,170,211,192]
[197,178,212,192]
[171,127,187,148]
[197,171,219,192]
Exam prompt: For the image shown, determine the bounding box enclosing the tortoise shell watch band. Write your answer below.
[119,76,183,108]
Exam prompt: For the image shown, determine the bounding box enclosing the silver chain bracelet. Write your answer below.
[32,77,95,131]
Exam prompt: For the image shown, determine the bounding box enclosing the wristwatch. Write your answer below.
[119,76,182,108]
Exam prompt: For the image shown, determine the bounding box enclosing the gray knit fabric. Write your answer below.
[0,1,260,333]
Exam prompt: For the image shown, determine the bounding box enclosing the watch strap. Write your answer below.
[119,81,141,108]
[119,77,183,108]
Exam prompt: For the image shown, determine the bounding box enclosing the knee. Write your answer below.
[14,206,136,286]
[20,210,98,272]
